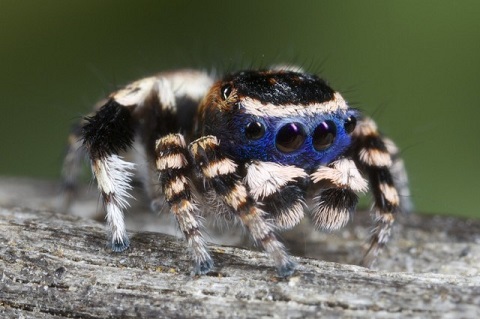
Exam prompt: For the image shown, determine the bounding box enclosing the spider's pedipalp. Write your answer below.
[156,133,213,274]
[311,158,368,192]
[244,161,307,229]
[311,188,358,231]
[310,158,367,231]
[190,136,296,277]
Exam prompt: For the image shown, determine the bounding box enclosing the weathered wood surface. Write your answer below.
[0,177,479,318]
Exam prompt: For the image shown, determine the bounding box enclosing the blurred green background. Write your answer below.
[0,1,479,218]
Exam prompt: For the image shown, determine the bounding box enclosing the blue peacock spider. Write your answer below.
[62,66,410,276]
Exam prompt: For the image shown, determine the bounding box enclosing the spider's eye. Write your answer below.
[344,116,357,134]
[245,121,265,140]
[313,120,336,151]
[221,83,233,100]
[276,123,306,153]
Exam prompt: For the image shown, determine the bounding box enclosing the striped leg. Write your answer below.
[82,100,135,251]
[383,137,412,213]
[351,117,409,267]
[310,158,368,231]
[189,136,296,277]
[76,70,214,252]
[155,134,213,274]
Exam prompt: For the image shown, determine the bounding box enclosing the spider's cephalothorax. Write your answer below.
[62,67,410,276]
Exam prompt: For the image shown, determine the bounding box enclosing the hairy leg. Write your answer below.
[351,117,408,267]
[156,133,213,274]
[189,136,296,276]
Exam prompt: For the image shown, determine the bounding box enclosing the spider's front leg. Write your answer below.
[351,117,410,267]
[155,134,213,274]
[189,136,296,277]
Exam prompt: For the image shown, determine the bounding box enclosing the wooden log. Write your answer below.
[0,178,479,318]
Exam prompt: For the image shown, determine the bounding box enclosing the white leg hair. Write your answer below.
[92,155,135,250]
[244,161,307,200]
[311,158,368,192]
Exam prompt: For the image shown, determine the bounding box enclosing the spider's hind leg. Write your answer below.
[82,99,136,252]
[79,70,214,254]
[351,117,410,267]
[189,136,296,277]
[59,122,86,212]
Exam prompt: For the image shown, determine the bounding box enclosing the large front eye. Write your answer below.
[245,121,265,140]
[313,120,336,151]
[276,123,306,153]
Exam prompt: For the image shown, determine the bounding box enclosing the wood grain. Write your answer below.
[0,178,479,318]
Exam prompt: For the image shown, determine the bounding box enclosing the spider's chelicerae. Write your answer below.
[62,66,410,276]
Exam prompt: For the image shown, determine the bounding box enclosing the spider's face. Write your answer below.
[199,70,358,171]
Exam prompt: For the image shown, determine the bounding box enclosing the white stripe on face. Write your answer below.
[240,92,348,118]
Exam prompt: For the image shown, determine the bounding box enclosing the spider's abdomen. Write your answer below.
[198,70,358,171]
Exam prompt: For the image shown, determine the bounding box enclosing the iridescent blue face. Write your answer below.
[201,70,358,172]
[223,107,357,171]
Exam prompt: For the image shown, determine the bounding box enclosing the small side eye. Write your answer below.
[245,121,265,140]
[313,120,336,151]
[221,83,233,100]
[276,123,306,153]
[344,116,357,134]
